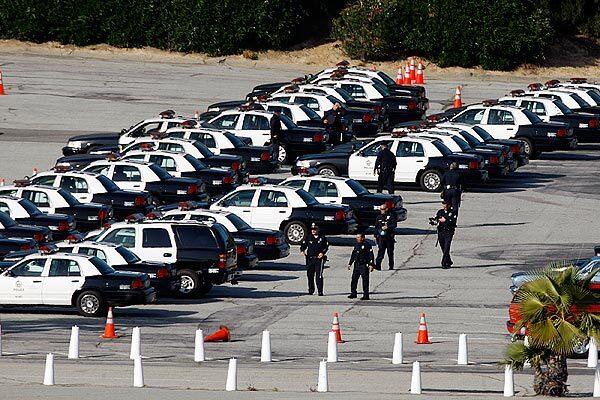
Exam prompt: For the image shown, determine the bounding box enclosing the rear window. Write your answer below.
[142,228,172,248]
[173,225,218,249]
[213,224,235,249]
[571,93,590,108]
[89,256,116,275]
[522,109,543,124]
[432,140,453,156]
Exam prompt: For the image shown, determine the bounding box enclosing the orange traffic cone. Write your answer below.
[395,67,403,85]
[331,312,343,343]
[409,58,416,84]
[453,87,462,108]
[101,307,120,339]
[415,313,432,344]
[416,61,425,84]
[204,325,230,342]
[0,69,5,95]
[403,65,410,85]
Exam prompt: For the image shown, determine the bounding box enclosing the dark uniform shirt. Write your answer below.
[323,108,345,132]
[436,208,457,232]
[349,242,375,266]
[375,211,397,238]
[441,169,464,190]
[270,113,282,142]
[300,234,329,258]
[375,148,397,172]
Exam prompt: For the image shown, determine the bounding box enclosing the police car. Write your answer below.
[159,203,290,261]
[81,159,208,205]
[29,169,154,220]
[121,149,238,198]
[93,219,239,298]
[0,196,77,240]
[544,80,600,108]
[450,101,577,157]
[498,93,600,143]
[524,84,600,114]
[292,140,376,177]
[555,78,600,94]
[62,110,186,156]
[0,251,156,316]
[347,134,488,192]
[279,176,407,229]
[210,181,358,245]
[55,240,178,296]
[0,184,112,232]
[207,109,332,163]
[0,211,52,243]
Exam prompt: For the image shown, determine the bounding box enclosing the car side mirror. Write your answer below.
[4,270,14,277]
[120,129,127,135]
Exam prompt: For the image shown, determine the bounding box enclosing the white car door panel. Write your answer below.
[2,258,46,304]
[43,258,84,305]
[251,189,291,230]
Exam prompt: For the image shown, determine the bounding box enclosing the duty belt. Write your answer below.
[445,185,459,189]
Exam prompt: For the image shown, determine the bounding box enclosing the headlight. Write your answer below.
[297,160,311,168]
[68,141,84,149]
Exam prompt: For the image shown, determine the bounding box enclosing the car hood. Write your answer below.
[68,133,120,142]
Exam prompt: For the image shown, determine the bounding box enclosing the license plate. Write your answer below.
[398,105,408,110]
[208,268,219,274]
[579,123,589,128]
[177,190,186,194]
[250,157,260,161]
[548,132,556,137]
[458,165,468,169]
[212,180,222,185]
[303,137,312,142]
[124,201,133,206]
[324,216,334,221]
[353,119,362,123]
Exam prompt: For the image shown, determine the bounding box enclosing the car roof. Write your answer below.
[234,184,298,192]
[1,184,59,191]
[22,252,95,261]
[125,150,186,158]
[500,95,557,103]
[91,159,150,166]
[285,175,349,182]
[376,134,437,143]
[0,195,23,201]
[39,170,99,177]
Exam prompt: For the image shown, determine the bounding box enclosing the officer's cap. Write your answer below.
[310,223,319,230]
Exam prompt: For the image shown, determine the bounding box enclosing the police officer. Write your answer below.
[270,109,282,163]
[323,102,345,133]
[374,203,397,270]
[434,200,457,269]
[300,223,329,296]
[374,143,397,194]
[347,233,375,300]
[441,162,464,213]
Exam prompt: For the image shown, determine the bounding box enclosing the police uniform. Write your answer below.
[374,147,397,194]
[270,113,282,161]
[348,241,375,299]
[441,169,464,213]
[323,108,345,132]
[436,207,457,269]
[374,210,397,270]
[299,227,329,295]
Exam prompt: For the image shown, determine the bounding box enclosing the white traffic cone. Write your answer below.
[392,332,403,365]
[194,328,205,362]
[589,338,598,368]
[503,365,515,397]
[457,333,468,365]
[410,361,422,394]
[260,330,272,362]
[327,331,338,363]
[133,356,144,388]
[43,353,55,386]
[317,359,328,392]
[130,327,141,360]
[594,365,600,397]
[68,325,79,359]
[225,358,237,391]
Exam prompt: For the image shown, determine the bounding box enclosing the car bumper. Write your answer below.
[111,205,154,221]
[106,287,157,306]
[387,110,425,125]
[350,122,379,137]
[255,243,290,260]
[150,277,180,296]
[573,127,600,143]
[152,193,210,205]
[208,268,242,284]
[318,218,359,235]
[464,169,489,185]
[537,136,577,152]
[237,253,259,269]
[517,155,529,167]
[246,160,278,173]
[486,163,511,177]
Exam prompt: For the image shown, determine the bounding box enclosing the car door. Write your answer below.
[212,189,256,225]
[22,189,54,213]
[340,84,368,101]
[111,165,145,191]
[139,227,177,263]
[522,100,550,122]
[0,258,46,304]
[148,155,180,177]
[484,109,517,139]
[394,141,427,182]
[238,114,271,146]
[194,132,219,154]
[348,141,393,181]
[252,189,292,230]
[59,176,94,203]
[42,258,84,305]
[307,180,341,204]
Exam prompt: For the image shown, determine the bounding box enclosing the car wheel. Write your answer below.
[317,164,339,176]
[76,291,107,317]
[520,138,536,159]
[177,269,200,298]
[420,169,442,192]
[278,146,288,164]
[284,221,307,245]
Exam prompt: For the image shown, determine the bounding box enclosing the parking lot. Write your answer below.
[1,51,600,398]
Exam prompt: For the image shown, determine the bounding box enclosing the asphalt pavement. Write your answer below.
[1,51,600,399]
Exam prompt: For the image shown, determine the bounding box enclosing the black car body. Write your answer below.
[0,234,37,259]
[234,237,258,269]
[342,193,406,228]
[292,140,373,176]
[283,203,358,238]
[62,132,120,156]
[461,125,529,168]
[0,211,53,243]
[233,227,290,261]
[142,175,209,205]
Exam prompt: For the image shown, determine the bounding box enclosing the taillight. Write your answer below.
[236,244,246,255]
[590,119,598,129]
[187,184,198,194]
[33,233,44,242]
[266,235,278,245]
[510,145,520,154]
[222,176,233,185]
[218,253,227,269]
[314,133,324,142]
[156,268,170,279]
[20,244,32,251]
[231,161,240,171]
[557,128,567,138]
[385,200,393,209]
[372,105,382,114]
[134,196,146,206]
[260,151,270,161]
[58,221,70,231]
[407,101,417,111]
[335,210,345,221]
[98,209,108,221]
[145,212,159,220]
[131,278,144,289]
[468,161,478,170]
[489,156,499,164]
[362,114,373,123]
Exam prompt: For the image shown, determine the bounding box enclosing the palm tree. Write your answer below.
[502,264,600,396]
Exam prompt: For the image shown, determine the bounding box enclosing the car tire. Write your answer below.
[317,164,339,176]
[520,138,537,159]
[76,290,107,317]
[420,169,443,192]
[176,269,200,298]
[283,221,307,245]
[278,146,288,164]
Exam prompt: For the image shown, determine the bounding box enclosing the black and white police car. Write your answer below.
[0,184,112,232]
[0,234,37,260]
[279,175,407,229]
[524,83,600,114]
[0,251,156,316]
[0,211,52,243]
[210,180,358,244]
[29,169,154,220]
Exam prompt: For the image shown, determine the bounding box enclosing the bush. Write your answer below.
[333,0,553,70]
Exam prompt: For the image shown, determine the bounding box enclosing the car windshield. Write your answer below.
[377,71,396,86]
[346,179,369,195]
[148,164,173,180]
[115,246,141,263]
[554,100,573,115]
[334,88,355,102]
[458,131,482,146]
[451,136,472,151]
[325,95,341,107]
[89,256,116,275]
[19,199,43,216]
[471,126,494,141]
[299,105,321,120]
[223,132,247,148]
[571,93,590,108]
[296,189,319,206]
[184,154,208,170]
[226,213,252,230]
[97,175,120,192]
[587,90,600,105]
[522,109,543,124]
[0,211,17,227]
[279,114,297,129]
[57,189,80,206]
[432,140,453,156]
[192,142,214,157]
